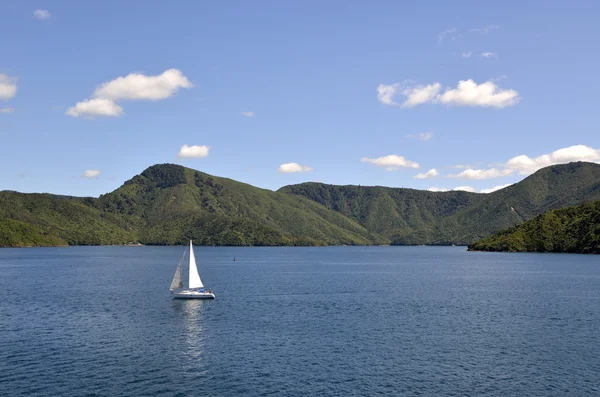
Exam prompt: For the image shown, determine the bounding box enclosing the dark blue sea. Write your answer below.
[1,246,599,396]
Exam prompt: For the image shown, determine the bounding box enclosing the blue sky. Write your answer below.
[1,1,599,197]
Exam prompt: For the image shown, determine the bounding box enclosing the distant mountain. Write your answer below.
[468,200,600,254]
[0,164,377,247]
[1,162,600,247]
[96,164,378,246]
[280,162,600,244]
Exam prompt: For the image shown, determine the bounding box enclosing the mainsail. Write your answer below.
[188,240,204,289]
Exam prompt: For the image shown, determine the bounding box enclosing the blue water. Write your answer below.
[1,246,599,396]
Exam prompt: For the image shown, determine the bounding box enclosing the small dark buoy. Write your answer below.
[233,257,236,262]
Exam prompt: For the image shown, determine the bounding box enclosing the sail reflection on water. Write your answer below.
[171,299,207,360]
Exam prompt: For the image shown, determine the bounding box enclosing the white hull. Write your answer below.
[173,289,215,299]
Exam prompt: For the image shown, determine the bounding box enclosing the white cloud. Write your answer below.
[406,132,433,141]
[82,170,100,179]
[240,111,254,117]
[437,80,518,108]
[437,27,458,43]
[0,74,18,101]
[401,83,442,108]
[0,107,15,114]
[378,79,519,108]
[442,145,600,185]
[65,98,123,118]
[67,69,193,119]
[461,51,472,58]
[480,183,512,194]
[376,84,400,106]
[177,144,210,159]
[361,155,420,171]
[429,184,511,194]
[453,186,476,192]
[414,168,439,179]
[33,9,51,20]
[450,167,514,180]
[278,163,313,173]
[93,69,193,101]
[481,52,497,58]
[506,145,600,175]
[469,24,499,34]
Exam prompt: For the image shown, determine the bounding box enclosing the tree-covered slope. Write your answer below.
[0,164,379,247]
[280,162,600,244]
[96,164,378,246]
[449,162,600,242]
[1,162,600,247]
[278,183,483,244]
[0,192,135,246]
[468,200,600,254]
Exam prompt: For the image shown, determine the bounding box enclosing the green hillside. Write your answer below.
[0,192,135,246]
[1,162,600,247]
[0,164,377,247]
[280,162,600,244]
[468,200,600,254]
[278,184,483,244]
[96,164,378,246]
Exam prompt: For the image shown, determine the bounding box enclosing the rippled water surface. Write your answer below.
[1,246,599,396]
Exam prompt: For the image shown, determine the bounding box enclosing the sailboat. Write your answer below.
[170,240,215,299]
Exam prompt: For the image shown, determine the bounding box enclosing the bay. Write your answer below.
[1,246,599,396]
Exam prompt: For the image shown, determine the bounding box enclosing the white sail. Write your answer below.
[170,263,183,290]
[188,241,204,289]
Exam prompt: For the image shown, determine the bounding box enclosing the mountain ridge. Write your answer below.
[280,162,600,244]
[1,161,600,247]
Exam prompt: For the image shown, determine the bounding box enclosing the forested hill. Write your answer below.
[280,162,600,245]
[0,164,376,247]
[468,200,600,254]
[1,162,600,247]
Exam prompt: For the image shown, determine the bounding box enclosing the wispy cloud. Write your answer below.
[33,9,51,20]
[240,111,254,117]
[67,69,193,118]
[469,25,499,34]
[406,132,433,141]
[437,27,458,43]
[82,170,100,179]
[481,51,497,58]
[449,168,514,180]
[378,79,519,109]
[278,163,313,173]
[449,164,475,169]
[414,169,438,179]
[361,155,420,171]
[427,187,448,192]
[177,144,210,159]
[461,51,472,58]
[0,107,15,114]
